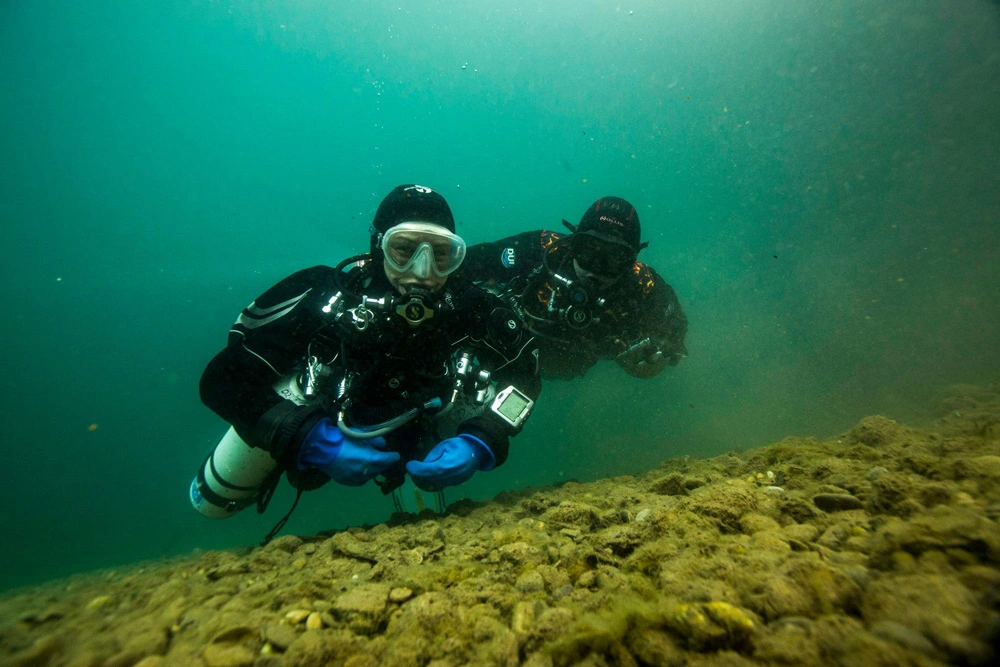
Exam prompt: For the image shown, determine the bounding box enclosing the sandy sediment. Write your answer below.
[3,384,1000,666]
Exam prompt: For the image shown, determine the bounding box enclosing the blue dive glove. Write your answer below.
[297,418,400,486]
[405,435,495,491]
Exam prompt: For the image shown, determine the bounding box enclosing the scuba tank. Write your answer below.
[190,427,280,519]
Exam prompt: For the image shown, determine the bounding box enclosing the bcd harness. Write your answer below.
[258,258,535,539]
[492,244,657,363]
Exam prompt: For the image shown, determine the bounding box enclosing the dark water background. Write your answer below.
[1,0,997,591]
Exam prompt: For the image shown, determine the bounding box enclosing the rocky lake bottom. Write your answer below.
[3,384,1000,667]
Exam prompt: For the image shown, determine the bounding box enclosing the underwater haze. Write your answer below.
[0,0,998,591]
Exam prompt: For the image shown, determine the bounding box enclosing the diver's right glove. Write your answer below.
[297,418,400,486]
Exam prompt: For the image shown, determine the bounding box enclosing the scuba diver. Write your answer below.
[459,196,687,380]
[191,184,540,536]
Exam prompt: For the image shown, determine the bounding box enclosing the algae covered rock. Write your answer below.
[282,629,364,667]
[493,541,548,569]
[385,591,455,636]
[664,601,756,652]
[650,472,688,496]
[861,573,994,664]
[595,523,647,558]
[332,583,391,635]
[516,570,546,593]
[263,623,297,651]
[202,643,256,667]
[867,472,921,517]
[549,597,756,665]
[626,627,685,667]
[264,535,304,554]
[109,625,169,666]
[542,501,602,531]
[868,505,1000,568]
[748,557,861,620]
[813,493,864,512]
[848,415,904,447]
[750,531,792,554]
[328,532,382,563]
[684,482,758,532]
[751,621,822,666]
[404,520,446,556]
[738,513,780,535]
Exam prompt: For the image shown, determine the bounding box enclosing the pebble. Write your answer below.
[825,473,850,487]
[772,616,812,634]
[306,611,323,630]
[86,595,114,611]
[389,587,413,603]
[865,466,889,481]
[512,601,536,634]
[781,523,819,542]
[285,609,311,624]
[765,486,785,496]
[552,584,574,600]
[515,570,545,593]
[264,623,297,650]
[953,491,976,506]
[401,549,423,565]
[635,509,652,522]
[813,493,864,512]
[203,644,256,667]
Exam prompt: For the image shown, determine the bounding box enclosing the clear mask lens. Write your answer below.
[382,222,467,277]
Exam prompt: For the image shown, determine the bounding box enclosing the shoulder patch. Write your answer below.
[501,247,517,268]
[635,263,656,295]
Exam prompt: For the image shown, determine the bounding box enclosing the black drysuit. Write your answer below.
[460,230,687,380]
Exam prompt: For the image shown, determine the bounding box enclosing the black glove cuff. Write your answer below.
[254,401,326,464]
[459,416,511,467]
[285,465,332,491]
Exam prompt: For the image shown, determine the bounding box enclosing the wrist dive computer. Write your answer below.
[490,385,535,429]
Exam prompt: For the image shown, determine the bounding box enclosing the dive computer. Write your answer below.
[490,385,535,429]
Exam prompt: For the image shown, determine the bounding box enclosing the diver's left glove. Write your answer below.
[405,435,495,491]
[297,418,400,486]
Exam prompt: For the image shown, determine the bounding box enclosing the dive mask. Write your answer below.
[382,222,467,278]
[571,232,637,278]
